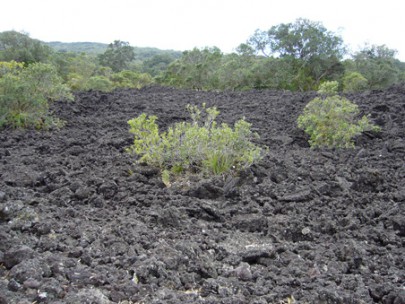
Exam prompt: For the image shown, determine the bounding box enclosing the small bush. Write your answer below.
[343,72,368,92]
[297,94,380,148]
[127,104,264,183]
[0,61,73,129]
[317,81,339,95]
[111,70,154,89]
[66,73,86,91]
[0,61,24,76]
[86,76,114,92]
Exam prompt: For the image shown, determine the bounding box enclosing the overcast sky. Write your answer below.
[1,0,404,61]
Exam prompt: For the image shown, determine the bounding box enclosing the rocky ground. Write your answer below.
[0,85,404,304]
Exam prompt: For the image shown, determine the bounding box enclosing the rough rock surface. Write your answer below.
[0,85,404,303]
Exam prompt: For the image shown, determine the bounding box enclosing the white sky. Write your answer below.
[1,0,404,61]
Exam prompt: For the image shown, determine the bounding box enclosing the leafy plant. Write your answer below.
[111,70,154,89]
[317,80,339,95]
[98,40,135,72]
[127,104,264,184]
[0,61,73,129]
[66,73,86,91]
[0,31,53,64]
[0,61,24,76]
[351,44,400,90]
[342,71,368,92]
[297,93,380,148]
[160,47,223,90]
[86,76,114,92]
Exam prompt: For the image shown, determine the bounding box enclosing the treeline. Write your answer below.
[1,18,404,95]
[160,19,405,91]
[0,30,183,128]
[1,19,405,128]
[0,31,181,93]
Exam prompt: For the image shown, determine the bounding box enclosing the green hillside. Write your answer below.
[46,41,108,54]
[46,41,182,61]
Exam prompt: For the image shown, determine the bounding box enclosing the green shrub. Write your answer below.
[297,95,380,148]
[0,61,73,129]
[317,80,339,95]
[127,104,264,183]
[111,70,154,89]
[66,73,86,91]
[0,61,24,76]
[86,76,114,92]
[342,71,368,92]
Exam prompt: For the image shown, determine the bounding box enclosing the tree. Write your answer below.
[217,53,255,90]
[51,52,99,91]
[0,31,53,64]
[111,70,154,89]
[267,19,344,60]
[247,57,297,90]
[160,47,223,90]
[142,53,178,76]
[351,44,401,89]
[242,19,345,90]
[98,40,135,72]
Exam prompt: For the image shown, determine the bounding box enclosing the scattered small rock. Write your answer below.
[279,189,312,202]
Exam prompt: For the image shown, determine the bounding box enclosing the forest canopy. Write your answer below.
[0,18,404,94]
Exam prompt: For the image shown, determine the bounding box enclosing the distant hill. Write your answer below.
[133,46,182,61]
[46,41,182,60]
[46,41,108,54]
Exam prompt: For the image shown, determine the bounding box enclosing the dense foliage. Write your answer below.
[0,61,73,129]
[242,18,345,90]
[1,20,404,95]
[98,40,135,72]
[127,104,264,184]
[345,44,404,90]
[0,31,53,64]
[159,19,404,91]
[46,41,109,54]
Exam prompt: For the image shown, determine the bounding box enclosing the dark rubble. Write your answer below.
[0,85,404,304]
